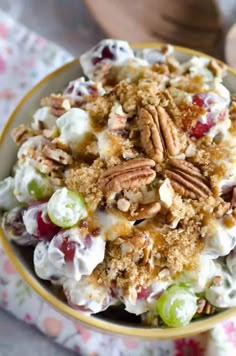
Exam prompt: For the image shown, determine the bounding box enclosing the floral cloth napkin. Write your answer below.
[1,9,236,356]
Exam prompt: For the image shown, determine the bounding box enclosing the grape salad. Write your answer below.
[1,39,236,328]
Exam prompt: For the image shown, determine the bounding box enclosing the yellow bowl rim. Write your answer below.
[1,42,236,339]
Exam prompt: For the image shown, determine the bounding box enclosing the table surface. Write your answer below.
[1,0,236,355]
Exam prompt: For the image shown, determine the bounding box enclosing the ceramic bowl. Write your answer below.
[1,43,236,339]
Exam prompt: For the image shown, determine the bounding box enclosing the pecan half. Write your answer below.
[11,124,34,145]
[137,105,181,163]
[99,158,156,193]
[166,159,211,199]
[41,94,72,117]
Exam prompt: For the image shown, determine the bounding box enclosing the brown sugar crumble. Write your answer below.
[65,158,105,210]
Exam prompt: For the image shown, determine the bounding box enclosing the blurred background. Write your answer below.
[0,0,236,62]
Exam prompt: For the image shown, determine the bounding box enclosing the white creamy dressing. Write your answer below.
[95,210,134,241]
[14,160,53,203]
[211,82,231,104]
[205,264,236,308]
[56,108,91,153]
[0,177,19,211]
[168,87,193,105]
[124,57,149,67]
[202,217,236,258]
[95,130,117,159]
[23,202,48,236]
[136,48,166,64]
[179,255,221,293]
[226,247,236,276]
[212,147,236,194]
[80,39,134,79]
[185,56,214,82]
[32,107,56,130]
[47,227,105,281]
[34,241,64,283]
[206,117,231,141]
[123,281,170,315]
[64,76,105,102]
[114,57,150,82]
[63,277,117,313]
[123,298,150,315]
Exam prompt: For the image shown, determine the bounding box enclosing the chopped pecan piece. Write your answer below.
[31,155,60,173]
[30,156,64,186]
[92,62,112,83]
[11,124,34,145]
[137,105,181,163]
[41,94,72,117]
[207,59,227,78]
[129,202,161,220]
[99,158,156,193]
[166,159,211,199]
[43,126,59,140]
[141,311,160,327]
[117,230,153,265]
[197,299,216,315]
[108,102,128,131]
[117,198,131,212]
[51,138,72,153]
[214,200,231,218]
[42,145,72,165]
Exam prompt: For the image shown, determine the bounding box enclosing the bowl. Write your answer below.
[1,43,236,339]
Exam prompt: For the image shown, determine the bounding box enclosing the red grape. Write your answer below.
[23,203,60,241]
[137,286,152,300]
[92,45,115,65]
[188,93,228,139]
[60,237,76,262]
[2,207,36,245]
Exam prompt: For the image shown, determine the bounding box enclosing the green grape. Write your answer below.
[156,285,197,327]
[47,187,87,228]
[28,180,45,199]
[15,164,53,203]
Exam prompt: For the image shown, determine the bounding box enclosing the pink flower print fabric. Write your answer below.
[0,9,72,130]
[1,7,236,356]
